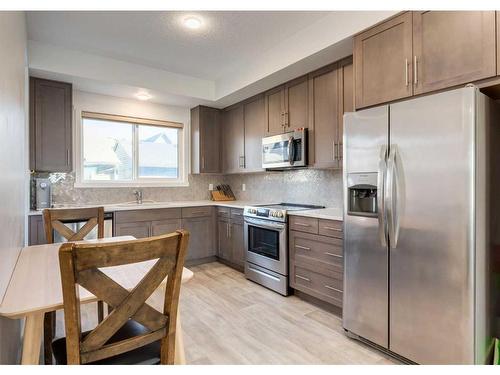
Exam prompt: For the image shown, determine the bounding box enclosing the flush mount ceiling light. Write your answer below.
[135,91,152,101]
[183,16,202,30]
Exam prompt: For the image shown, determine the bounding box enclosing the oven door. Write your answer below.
[244,217,288,275]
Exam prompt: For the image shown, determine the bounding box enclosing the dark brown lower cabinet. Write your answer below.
[181,215,216,261]
[114,221,151,238]
[28,215,47,245]
[289,216,343,308]
[217,208,245,271]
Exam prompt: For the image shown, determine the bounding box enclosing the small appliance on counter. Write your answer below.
[35,178,52,210]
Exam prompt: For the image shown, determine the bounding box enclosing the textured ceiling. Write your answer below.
[27,11,330,80]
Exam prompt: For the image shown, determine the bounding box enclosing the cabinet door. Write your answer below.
[243,95,265,172]
[222,105,245,173]
[200,106,221,173]
[285,76,308,131]
[30,78,72,172]
[151,219,182,236]
[310,64,340,169]
[338,58,353,163]
[114,221,151,239]
[354,12,413,109]
[217,218,232,261]
[265,86,285,135]
[413,11,496,95]
[182,216,215,261]
[230,221,245,268]
[28,215,47,245]
[497,11,500,76]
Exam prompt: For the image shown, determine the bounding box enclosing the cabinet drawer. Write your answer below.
[217,206,230,218]
[289,230,343,274]
[181,206,213,218]
[318,219,343,238]
[289,216,318,234]
[115,208,181,223]
[230,208,244,223]
[291,265,343,307]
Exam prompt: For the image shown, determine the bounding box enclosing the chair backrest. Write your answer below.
[43,207,105,244]
[58,230,189,365]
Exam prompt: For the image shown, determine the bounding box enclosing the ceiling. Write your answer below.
[27,11,329,80]
[26,11,397,107]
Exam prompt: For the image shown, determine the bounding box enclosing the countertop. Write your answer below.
[288,207,343,221]
[27,200,272,216]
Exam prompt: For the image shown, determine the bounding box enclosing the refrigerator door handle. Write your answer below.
[387,145,401,249]
[377,146,388,246]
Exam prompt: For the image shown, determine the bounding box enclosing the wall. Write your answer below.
[0,12,27,364]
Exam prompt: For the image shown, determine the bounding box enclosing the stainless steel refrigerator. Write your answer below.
[343,86,500,364]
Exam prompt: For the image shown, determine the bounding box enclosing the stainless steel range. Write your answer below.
[243,203,323,295]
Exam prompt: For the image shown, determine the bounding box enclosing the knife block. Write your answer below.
[211,191,235,201]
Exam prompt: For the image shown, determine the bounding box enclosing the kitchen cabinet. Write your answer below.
[243,95,265,172]
[114,221,151,239]
[497,12,500,76]
[217,208,245,271]
[182,215,215,261]
[28,215,47,245]
[222,104,245,173]
[338,58,354,162]
[151,219,182,236]
[354,12,413,109]
[289,216,344,308]
[29,77,72,172]
[191,106,222,174]
[412,11,496,95]
[265,75,308,135]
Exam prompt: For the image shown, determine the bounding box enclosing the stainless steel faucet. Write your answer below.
[133,190,143,204]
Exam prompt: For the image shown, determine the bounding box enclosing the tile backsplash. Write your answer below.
[38,169,343,209]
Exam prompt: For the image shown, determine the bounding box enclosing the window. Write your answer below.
[76,112,186,187]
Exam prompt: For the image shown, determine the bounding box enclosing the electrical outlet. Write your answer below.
[242,183,246,192]
[208,184,214,191]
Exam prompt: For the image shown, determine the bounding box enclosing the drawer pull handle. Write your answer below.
[296,275,310,282]
[191,211,207,215]
[295,245,311,251]
[323,226,342,232]
[324,285,342,293]
[232,213,242,216]
[324,252,342,258]
[294,223,310,227]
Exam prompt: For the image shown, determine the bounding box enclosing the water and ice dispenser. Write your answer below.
[347,173,378,217]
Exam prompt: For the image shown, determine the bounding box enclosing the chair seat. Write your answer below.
[52,320,161,365]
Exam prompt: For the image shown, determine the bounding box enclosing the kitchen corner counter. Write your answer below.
[288,207,343,221]
[27,200,269,216]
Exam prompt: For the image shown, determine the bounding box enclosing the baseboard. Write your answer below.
[184,256,218,267]
[216,257,244,273]
[294,290,343,317]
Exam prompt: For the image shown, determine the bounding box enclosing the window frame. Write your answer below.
[74,111,188,188]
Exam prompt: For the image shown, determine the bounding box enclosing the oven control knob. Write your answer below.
[277,212,284,218]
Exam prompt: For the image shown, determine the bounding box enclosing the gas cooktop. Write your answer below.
[243,203,324,222]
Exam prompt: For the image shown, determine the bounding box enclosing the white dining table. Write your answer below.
[0,236,194,365]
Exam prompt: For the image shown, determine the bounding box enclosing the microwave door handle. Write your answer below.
[288,136,294,165]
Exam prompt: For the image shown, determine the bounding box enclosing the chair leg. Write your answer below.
[43,311,55,365]
[97,301,104,323]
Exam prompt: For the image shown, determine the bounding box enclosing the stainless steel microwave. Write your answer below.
[262,128,308,169]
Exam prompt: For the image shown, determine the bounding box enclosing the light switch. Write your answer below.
[242,183,246,192]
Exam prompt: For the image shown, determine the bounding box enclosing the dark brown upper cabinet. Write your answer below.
[354,12,413,109]
[191,106,221,174]
[222,104,245,174]
[29,77,72,172]
[243,95,265,172]
[412,11,496,95]
[308,57,353,169]
[264,75,309,135]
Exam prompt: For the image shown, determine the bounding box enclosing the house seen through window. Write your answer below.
[81,114,181,183]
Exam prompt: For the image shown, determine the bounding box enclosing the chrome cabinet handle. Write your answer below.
[294,222,310,227]
[201,156,205,170]
[323,226,342,232]
[66,149,70,165]
[296,275,310,282]
[295,245,311,251]
[191,211,207,215]
[378,145,388,247]
[324,285,342,293]
[413,56,418,85]
[324,252,342,258]
[333,142,338,161]
[339,142,343,161]
[405,58,409,87]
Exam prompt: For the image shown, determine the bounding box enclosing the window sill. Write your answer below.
[74,181,190,188]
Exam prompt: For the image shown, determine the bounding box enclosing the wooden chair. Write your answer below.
[42,207,105,364]
[52,230,189,365]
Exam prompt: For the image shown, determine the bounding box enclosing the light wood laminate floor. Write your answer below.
[56,262,398,364]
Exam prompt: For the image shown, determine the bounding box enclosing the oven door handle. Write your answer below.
[244,217,286,230]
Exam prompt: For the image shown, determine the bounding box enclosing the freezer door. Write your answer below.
[388,87,475,364]
[343,107,389,348]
